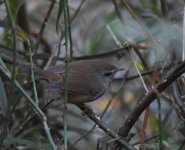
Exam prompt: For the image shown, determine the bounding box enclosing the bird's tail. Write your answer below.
[19,63,61,83]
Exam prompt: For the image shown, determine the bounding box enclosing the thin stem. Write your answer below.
[0,58,57,150]
[4,0,17,102]
[63,0,73,149]
[66,0,73,59]
[27,38,39,105]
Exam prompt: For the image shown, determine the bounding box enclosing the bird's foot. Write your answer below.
[77,104,93,116]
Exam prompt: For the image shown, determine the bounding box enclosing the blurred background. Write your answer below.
[0,0,185,150]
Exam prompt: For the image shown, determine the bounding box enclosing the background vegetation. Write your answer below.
[0,0,185,150]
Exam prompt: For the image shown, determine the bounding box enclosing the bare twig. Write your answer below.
[111,0,122,20]
[113,60,185,149]
[34,0,56,52]
[70,0,85,22]
[77,104,137,150]
[160,0,169,20]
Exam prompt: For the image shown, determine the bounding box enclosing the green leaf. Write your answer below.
[56,0,64,34]
[151,0,157,6]
[139,0,147,8]
[89,37,102,54]
[7,0,25,23]
[0,76,8,117]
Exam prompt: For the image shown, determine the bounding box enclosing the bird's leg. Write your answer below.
[77,104,93,116]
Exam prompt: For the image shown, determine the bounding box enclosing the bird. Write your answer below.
[20,60,123,104]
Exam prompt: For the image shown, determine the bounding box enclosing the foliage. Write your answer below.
[0,0,185,150]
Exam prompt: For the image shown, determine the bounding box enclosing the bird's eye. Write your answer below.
[104,72,113,77]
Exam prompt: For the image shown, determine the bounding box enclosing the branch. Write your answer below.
[113,60,185,149]
[77,104,137,150]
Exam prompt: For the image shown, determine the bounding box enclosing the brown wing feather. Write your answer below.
[66,63,105,102]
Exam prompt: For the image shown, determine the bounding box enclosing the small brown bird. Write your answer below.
[20,60,123,104]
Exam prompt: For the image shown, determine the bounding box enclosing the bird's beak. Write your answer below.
[114,68,124,73]
[114,68,124,78]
